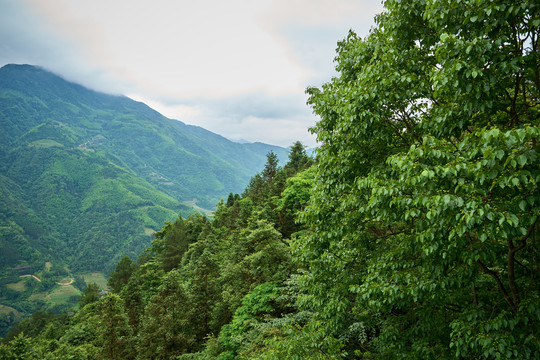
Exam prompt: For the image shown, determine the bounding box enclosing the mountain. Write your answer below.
[0,64,289,274]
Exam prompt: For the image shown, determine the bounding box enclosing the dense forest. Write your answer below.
[0,63,288,273]
[1,0,539,359]
[0,142,315,359]
[0,63,288,332]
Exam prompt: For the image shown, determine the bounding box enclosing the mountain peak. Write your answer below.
[1,63,39,70]
[0,63,49,75]
[0,64,288,273]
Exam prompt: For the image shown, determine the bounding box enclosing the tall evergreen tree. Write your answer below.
[137,270,194,359]
[182,234,222,344]
[78,282,101,309]
[97,294,134,360]
[262,151,279,184]
[283,141,313,176]
[107,255,137,293]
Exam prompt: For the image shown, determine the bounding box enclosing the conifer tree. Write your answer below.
[97,294,133,360]
[137,270,194,359]
[107,255,137,293]
[78,282,101,309]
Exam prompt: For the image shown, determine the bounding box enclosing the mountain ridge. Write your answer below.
[0,63,290,274]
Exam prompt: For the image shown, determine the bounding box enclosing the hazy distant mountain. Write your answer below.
[230,138,253,144]
[0,64,289,272]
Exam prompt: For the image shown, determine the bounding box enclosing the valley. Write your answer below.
[0,64,290,334]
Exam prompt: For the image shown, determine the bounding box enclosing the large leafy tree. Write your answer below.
[297,0,539,358]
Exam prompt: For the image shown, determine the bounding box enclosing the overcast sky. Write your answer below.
[1,0,383,147]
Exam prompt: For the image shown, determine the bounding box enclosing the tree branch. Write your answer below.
[477,259,517,313]
[507,220,538,308]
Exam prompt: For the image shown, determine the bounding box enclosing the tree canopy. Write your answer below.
[296,0,539,358]
[1,1,538,359]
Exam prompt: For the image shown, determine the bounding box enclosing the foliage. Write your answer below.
[153,214,207,272]
[260,321,346,360]
[78,283,100,309]
[0,333,40,360]
[137,270,194,359]
[0,142,314,358]
[97,294,134,360]
[181,235,222,344]
[1,4,539,358]
[295,0,540,358]
[0,63,290,330]
[2,311,68,342]
[107,256,137,294]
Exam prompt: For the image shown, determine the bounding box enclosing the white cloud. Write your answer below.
[1,0,383,147]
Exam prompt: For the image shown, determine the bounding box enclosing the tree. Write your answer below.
[107,255,137,293]
[97,294,134,360]
[137,270,194,359]
[78,282,100,309]
[152,214,207,272]
[217,282,280,359]
[153,218,189,272]
[181,235,222,344]
[220,220,293,316]
[275,166,315,238]
[283,141,313,176]
[262,151,279,184]
[0,333,39,360]
[225,193,240,208]
[297,0,540,358]
[73,275,87,292]
[244,152,283,206]
[3,311,68,341]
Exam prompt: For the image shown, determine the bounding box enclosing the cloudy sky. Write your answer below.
[1,0,383,147]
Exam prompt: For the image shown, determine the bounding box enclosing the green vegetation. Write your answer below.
[293,0,539,358]
[0,62,289,271]
[1,0,539,358]
[0,260,88,337]
[28,139,64,148]
[0,141,314,358]
[0,63,289,333]
[80,273,107,290]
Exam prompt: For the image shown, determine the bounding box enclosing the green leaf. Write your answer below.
[517,154,527,167]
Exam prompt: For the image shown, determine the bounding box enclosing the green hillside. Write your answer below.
[0,64,288,275]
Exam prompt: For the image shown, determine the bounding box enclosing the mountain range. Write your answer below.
[0,64,289,273]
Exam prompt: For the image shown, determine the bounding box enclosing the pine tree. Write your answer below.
[97,294,134,360]
[107,255,137,293]
[137,270,194,359]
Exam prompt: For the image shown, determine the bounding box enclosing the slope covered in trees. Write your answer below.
[1,0,539,358]
[0,64,288,335]
[0,64,288,274]
[0,143,314,359]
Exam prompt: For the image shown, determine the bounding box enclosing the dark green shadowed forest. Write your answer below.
[1,0,539,359]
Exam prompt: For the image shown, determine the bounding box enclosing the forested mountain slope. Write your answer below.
[2,0,538,357]
[0,140,316,358]
[0,64,287,273]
